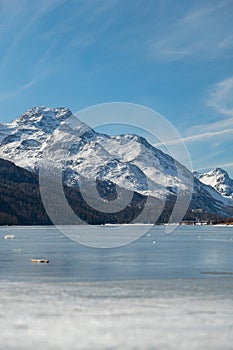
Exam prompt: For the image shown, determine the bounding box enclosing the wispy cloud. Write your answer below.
[150,0,233,60]
[207,76,233,118]
[21,79,38,90]
[186,75,233,137]
[154,127,233,148]
[0,78,39,102]
[0,0,120,105]
[0,0,67,73]
[197,162,233,172]
[153,72,233,150]
[158,73,233,173]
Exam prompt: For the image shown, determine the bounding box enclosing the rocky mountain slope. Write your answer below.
[0,158,227,225]
[0,106,232,220]
[0,158,154,225]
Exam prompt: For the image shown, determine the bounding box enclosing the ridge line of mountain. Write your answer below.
[0,106,232,223]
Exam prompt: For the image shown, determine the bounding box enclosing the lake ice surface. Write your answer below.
[1,225,233,349]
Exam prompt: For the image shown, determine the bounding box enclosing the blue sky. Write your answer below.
[0,0,233,175]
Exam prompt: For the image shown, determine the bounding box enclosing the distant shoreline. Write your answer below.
[1,222,233,227]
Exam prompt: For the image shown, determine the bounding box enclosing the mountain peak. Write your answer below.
[0,106,233,218]
[15,106,72,123]
[211,167,229,176]
[9,106,73,134]
[197,167,233,199]
[25,106,71,115]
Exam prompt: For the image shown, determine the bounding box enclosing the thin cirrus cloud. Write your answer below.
[0,78,39,103]
[0,0,82,103]
[197,162,233,171]
[187,75,233,137]
[169,72,233,175]
[0,0,65,72]
[153,72,233,174]
[207,76,233,118]
[154,74,233,148]
[150,0,233,60]
[153,127,233,148]
[0,0,118,80]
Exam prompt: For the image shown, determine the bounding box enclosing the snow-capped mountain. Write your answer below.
[0,107,191,197]
[195,168,233,204]
[0,106,232,217]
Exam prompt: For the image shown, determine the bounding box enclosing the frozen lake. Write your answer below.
[1,225,233,349]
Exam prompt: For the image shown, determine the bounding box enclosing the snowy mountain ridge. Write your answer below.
[195,168,233,203]
[0,106,232,217]
[0,107,190,197]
